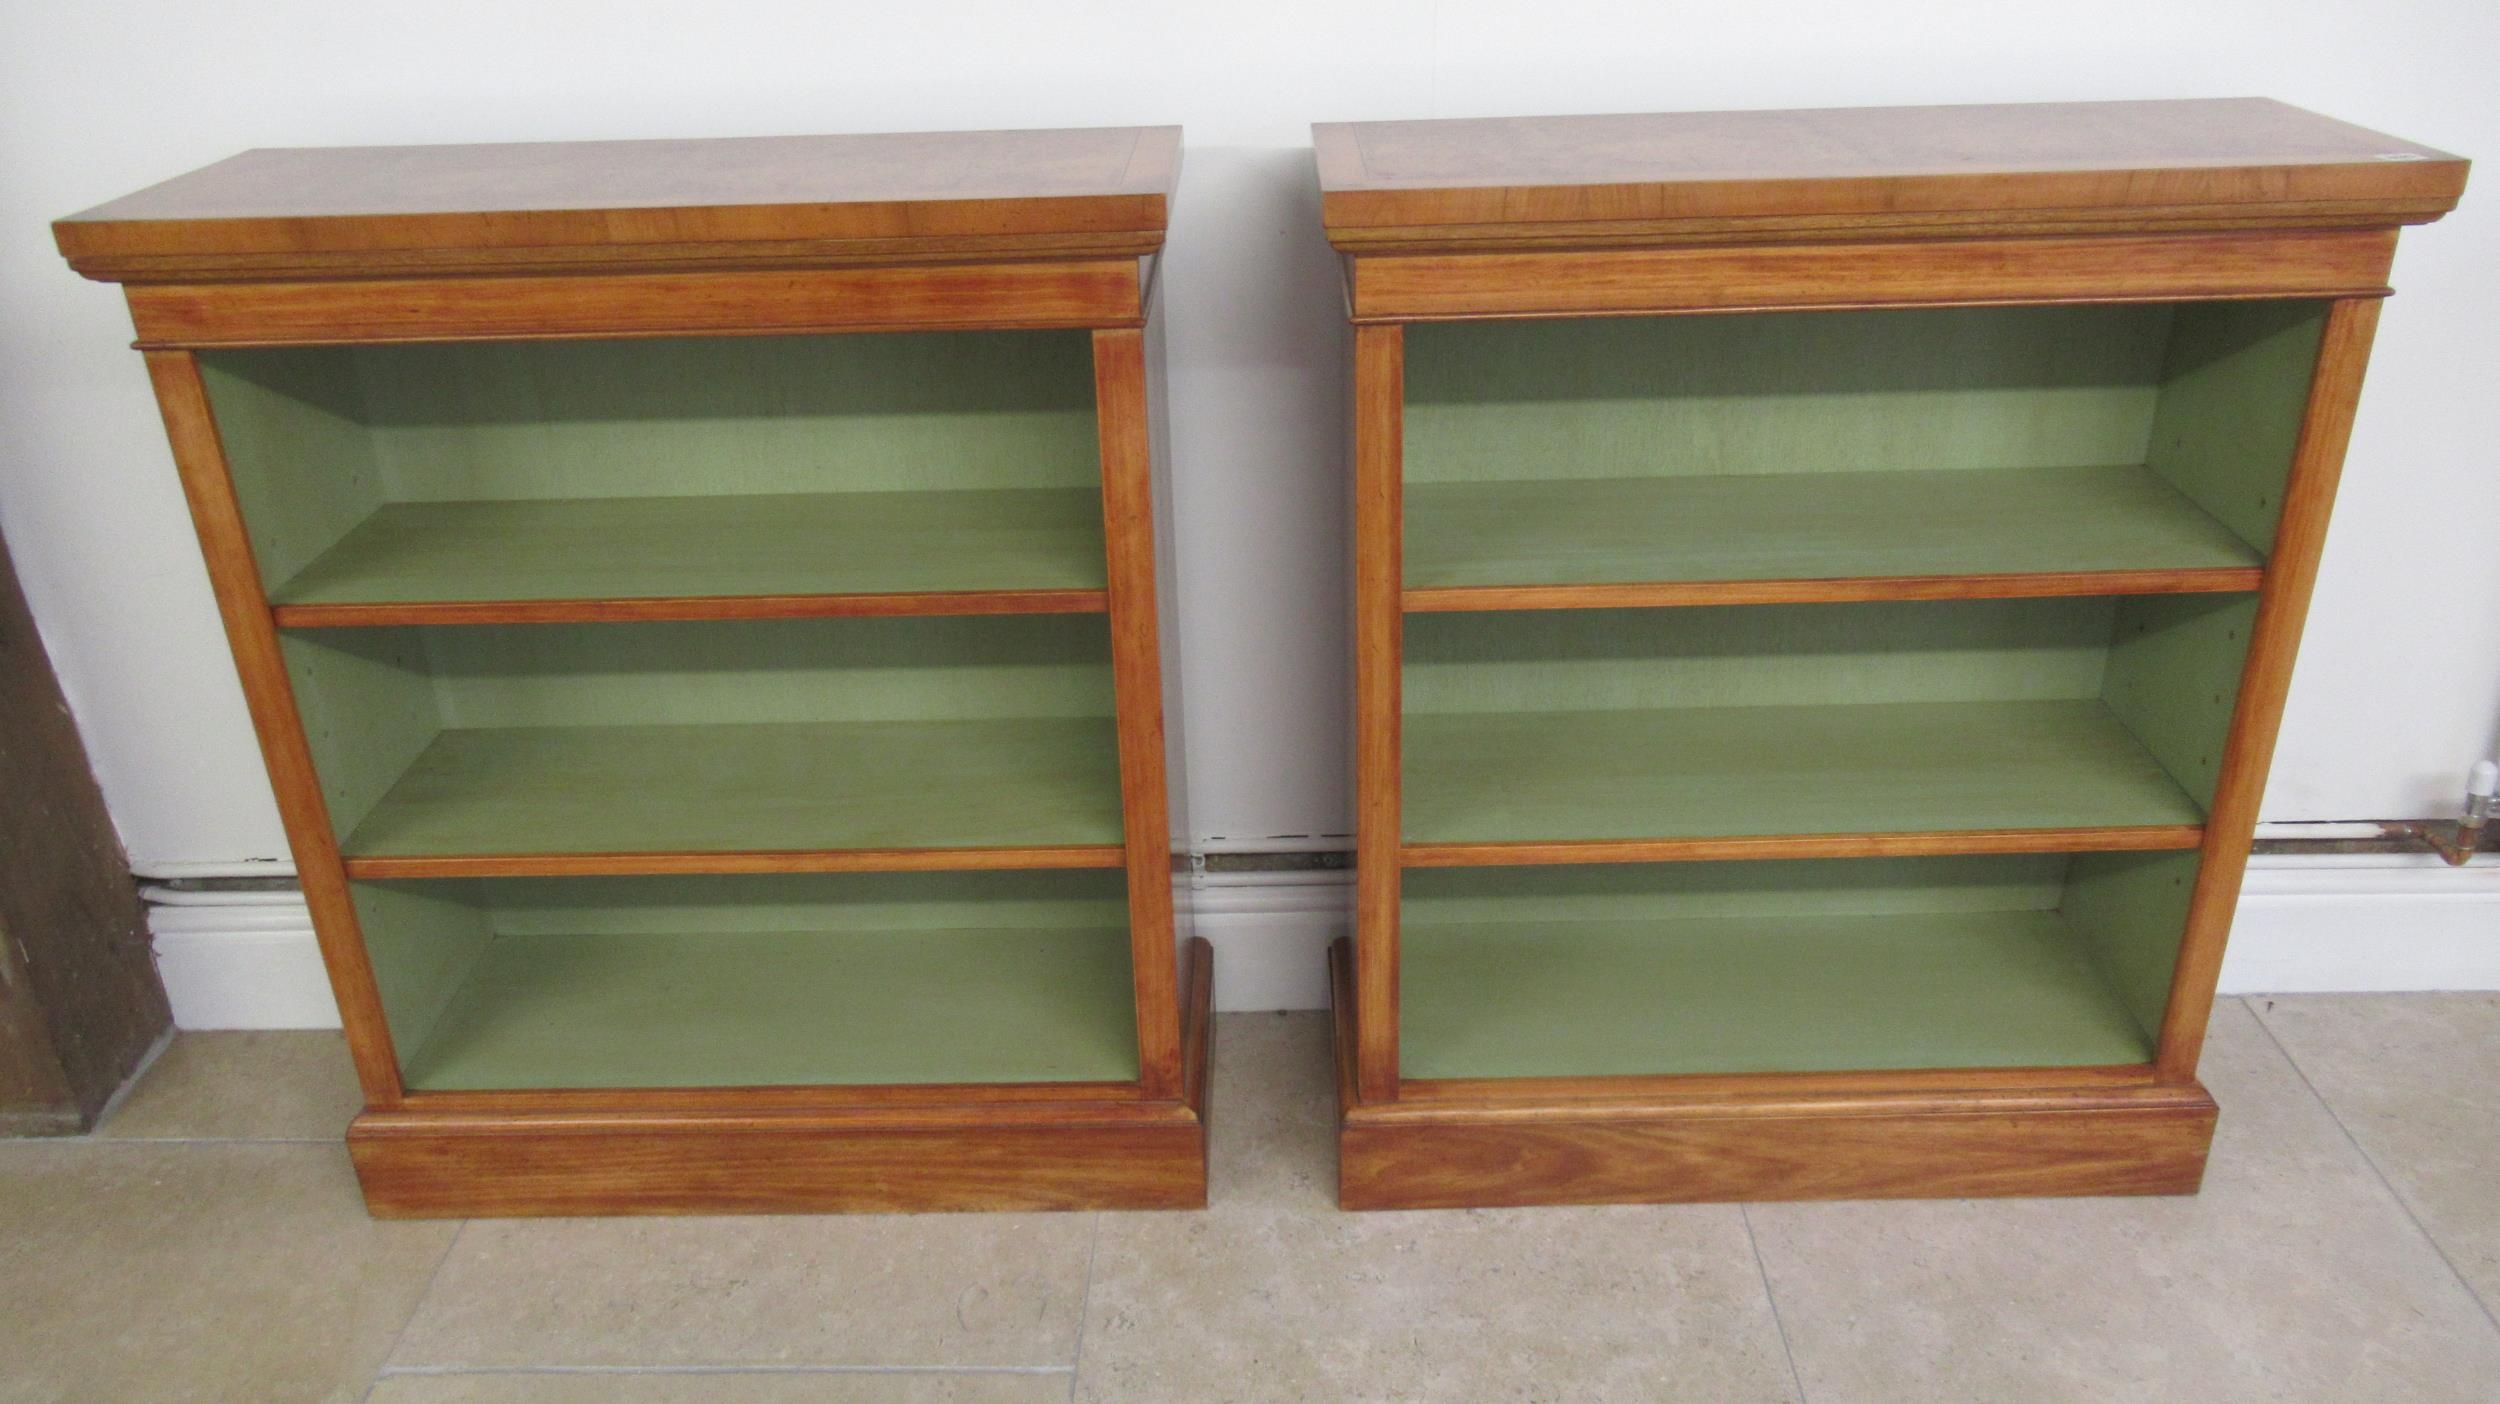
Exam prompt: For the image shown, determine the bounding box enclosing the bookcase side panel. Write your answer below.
[2060,850,2203,1045]
[2146,302,2331,552]
[197,350,388,593]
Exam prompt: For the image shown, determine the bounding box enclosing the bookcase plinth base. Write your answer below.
[1329,943,2214,1210]
[350,1102,1206,1217]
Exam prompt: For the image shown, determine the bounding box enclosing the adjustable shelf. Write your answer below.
[62,125,1209,1217]
[277,614,1127,874]
[1321,98,2466,1209]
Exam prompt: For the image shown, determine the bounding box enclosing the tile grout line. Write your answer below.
[1067,1210,1106,1402]
[1740,1204,1810,1404]
[373,1364,1077,1377]
[360,1218,469,1404]
[2244,996,2500,1338]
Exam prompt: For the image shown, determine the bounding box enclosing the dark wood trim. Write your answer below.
[1402,567,2263,613]
[1345,229,2398,322]
[1400,826,2206,868]
[2156,297,2385,1081]
[272,589,1109,629]
[126,259,1148,347]
[142,351,407,1109]
[1351,323,1406,1103]
[338,845,1127,881]
[1094,327,1185,1101]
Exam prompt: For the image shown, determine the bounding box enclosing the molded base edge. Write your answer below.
[347,940,1213,1218]
[1327,939,2215,1210]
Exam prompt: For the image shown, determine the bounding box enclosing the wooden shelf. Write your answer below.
[338,717,1124,875]
[402,924,1140,1091]
[268,489,1109,625]
[1401,699,2204,860]
[1400,909,2155,1080]
[1404,464,2264,610]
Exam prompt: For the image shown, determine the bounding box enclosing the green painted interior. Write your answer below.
[1400,301,2322,591]
[1404,305,2177,483]
[1402,599,2233,844]
[2146,302,2329,551]
[2099,593,2262,808]
[1382,303,2303,1079]
[273,490,1108,607]
[2060,850,2203,1040]
[1401,855,2182,1078]
[353,870,1139,1089]
[281,615,1121,857]
[1405,465,2261,590]
[199,332,1105,605]
[349,880,494,1068]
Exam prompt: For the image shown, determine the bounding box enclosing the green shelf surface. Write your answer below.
[402,924,1140,1090]
[1402,909,2155,1079]
[1404,464,2262,592]
[270,488,1108,608]
[341,717,1123,859]
[1402,699,2204,846]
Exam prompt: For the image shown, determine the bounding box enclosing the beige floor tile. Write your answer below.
[2254,992,2500,1315]
[0,1141,456,1404]
[1747,999,2500,1403]
[1072,1013,1800,1404]
[387,1211,1094,1371]
[98,1030,364,1141]
[365,1368,1070,1402]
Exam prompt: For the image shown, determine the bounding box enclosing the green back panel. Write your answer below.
[357,869,1138,1090]
[1404,464,2262,590]
[201,332,1103,600]
[343,717,1122,858]
[1401,909,2152,1078]
[1402,700,2204,845]
[2097,593,2262,808]
[199,353,385,590]
[1404,304,2173,483]
[463,869,1133,935]
[413,614,1115,727]
[2059,850,2204,1041]
[270,489,1108,607]
[1404,599,2118,714]
[280,615,1121,856]
[2146,302,2328,551]
[348,880,494,1066]
[1403,854,2068,921]
[347,331,1101,499]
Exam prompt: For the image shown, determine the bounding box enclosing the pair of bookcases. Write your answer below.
[57,101,2463,1215]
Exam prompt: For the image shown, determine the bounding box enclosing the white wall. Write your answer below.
[3,0,2494,883]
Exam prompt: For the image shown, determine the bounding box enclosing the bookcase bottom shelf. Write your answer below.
[1329,942,2212,1210]
[1401,909,2155,1080]
[402,925,1143,1092]
[351,939,1215,1218]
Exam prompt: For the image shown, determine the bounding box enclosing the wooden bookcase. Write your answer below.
[55,126,1210,1216]
[1315,99,2467,1209]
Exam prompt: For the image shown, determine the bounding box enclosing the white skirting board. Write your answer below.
[143,855,2499,1030]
